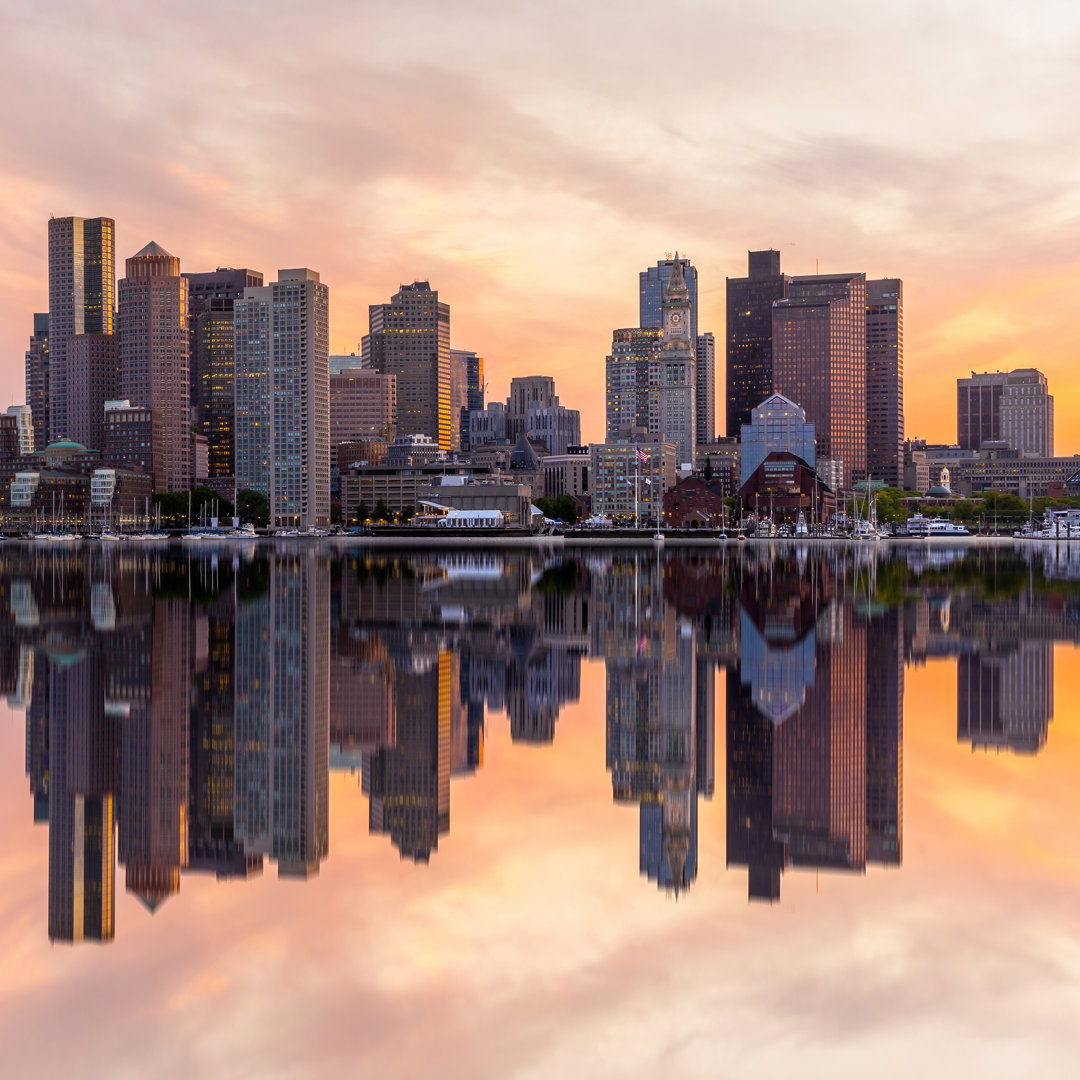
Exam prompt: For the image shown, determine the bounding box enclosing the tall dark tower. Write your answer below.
[866,279,904,486]
[725,250,788,437]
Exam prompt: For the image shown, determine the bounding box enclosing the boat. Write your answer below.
[906,514,969,537]
[795,512,809,538]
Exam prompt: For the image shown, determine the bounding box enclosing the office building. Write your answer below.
[25,313,49,452]
[452,349,485,449]
[773,273,867,489]
[696,332,715,446]
[957,370,1008,450]
[47,215,115,443]
[1000,369,1053,457]
[185,267,264,479]
[507,376,558,442]
[330,353,364,375]
[589,442,676,524]
[329,369,396,446]
[366,282,451,452]
[606,326,662,440]
[726,250,788,437]
[117,242,191,491]
[740,393,816,487]
[865,278,904,486]
[65,333,117,451]
[234,269,330,529]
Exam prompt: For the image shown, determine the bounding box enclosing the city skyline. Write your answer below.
[3,4,1079,452]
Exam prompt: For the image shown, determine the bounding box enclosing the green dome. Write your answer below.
[44,439,88,452]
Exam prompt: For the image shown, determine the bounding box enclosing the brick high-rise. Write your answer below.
[47,216,115,443]
[773,273,867,490]
[118,242,191,491]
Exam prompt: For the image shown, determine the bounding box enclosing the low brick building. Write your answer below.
[738,451,835,523]
[663,476,728,528]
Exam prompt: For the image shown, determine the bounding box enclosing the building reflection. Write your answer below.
[7,543,1080,941]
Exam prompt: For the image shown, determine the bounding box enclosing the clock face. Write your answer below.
[671,313,681,325]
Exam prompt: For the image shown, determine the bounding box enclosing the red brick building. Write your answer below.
[663,476,728,528]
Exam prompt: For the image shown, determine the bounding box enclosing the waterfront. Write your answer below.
[2,542,1080,1077]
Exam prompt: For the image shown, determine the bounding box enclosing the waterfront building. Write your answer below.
[103,401,163,491]
[366,281,451,452]
[542,448,589,499]
[330,369,396,445]
[865,278,904,486]
[726,250,788,437]
[117,242,191,491]
[48,216,115,443]
[416,475,536,527]
[234,269,330,529]
[589,442,676,524]
[772,272,867,489]
[341,463,497,520]
[25,313,49,452]
[739,393,816,487]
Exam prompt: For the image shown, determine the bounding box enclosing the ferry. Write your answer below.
[906,514,970,537]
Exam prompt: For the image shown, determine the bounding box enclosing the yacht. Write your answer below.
[906,514,969,537]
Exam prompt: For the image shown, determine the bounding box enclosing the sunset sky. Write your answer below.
[3,0,1079,448]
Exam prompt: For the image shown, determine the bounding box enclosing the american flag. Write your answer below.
[635,448,648,464]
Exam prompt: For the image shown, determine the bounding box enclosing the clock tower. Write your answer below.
[661,254,693,354]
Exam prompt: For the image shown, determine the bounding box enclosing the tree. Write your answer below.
[237,489,270,527]
[398,505,415,524]
[874,487,907,524]
[952,499,978,523]
[354,500,370,526]
[372,499,393,522]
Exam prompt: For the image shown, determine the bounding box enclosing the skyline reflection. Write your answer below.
[4,541,1080,943]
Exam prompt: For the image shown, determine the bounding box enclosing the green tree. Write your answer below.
[398,505,415,524]
[354,500,370,526]
[874,488,907,524]
[372,499,393,522]
[952,498,978,523]
[236,489,270,527]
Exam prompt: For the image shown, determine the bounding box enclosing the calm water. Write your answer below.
[2,541,1080,1077]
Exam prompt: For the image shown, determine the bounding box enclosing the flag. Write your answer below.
[635,448,648,464]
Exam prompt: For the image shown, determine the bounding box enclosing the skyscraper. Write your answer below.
[605,327,662,440]
[640,255,699,342]
[47,216,115,443]
[453,349,485,450]
[657,259,697,465]
[117,242,191,491]
[184,267,264,480]
[773,273,867,489]
[25,313,49,452]
[234,269,330,529]
[366,282,451,452]
[865,279,904,486]
[695,332,716,446]
[726,250,788,438]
